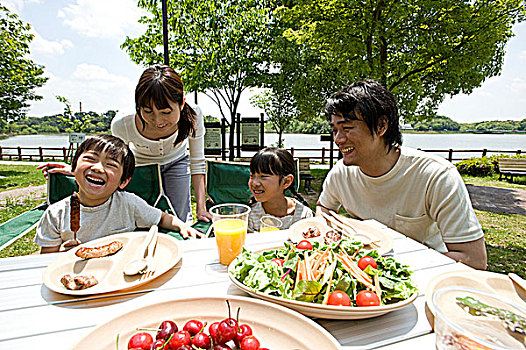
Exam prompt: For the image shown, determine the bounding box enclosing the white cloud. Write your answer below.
[2,0,40,13]
[57,0,146,39]
[30,30,73,56]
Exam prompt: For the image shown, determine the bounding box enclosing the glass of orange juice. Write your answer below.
[210,203,251,265]
[259,215,282,232]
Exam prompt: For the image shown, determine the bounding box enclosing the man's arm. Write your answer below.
[445,237,487,270]
[315,202,332,216]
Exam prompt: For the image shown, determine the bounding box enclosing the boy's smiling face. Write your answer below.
[74,149,130,206]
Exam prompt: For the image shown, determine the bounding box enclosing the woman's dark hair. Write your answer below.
[72,135,135,185]
[135,65,196,145]
[324,79,402,151]
[250,147,308,206]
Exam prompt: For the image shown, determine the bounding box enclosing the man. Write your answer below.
[316,79,487,269]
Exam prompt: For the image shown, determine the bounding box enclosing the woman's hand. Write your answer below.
[37,163,73,179]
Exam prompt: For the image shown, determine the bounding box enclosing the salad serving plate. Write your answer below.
[288,216,394,256]
[42,231,182,296]
[72,295,340,350]
[228,243,418,320]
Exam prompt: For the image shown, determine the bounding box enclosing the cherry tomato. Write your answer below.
[297,240,313,250]
[327,290,351,306]
[240,335,261,350]
[271,258,284,267]
[127,332,153,350]
[356,290,381,306]
[357,256,377,270]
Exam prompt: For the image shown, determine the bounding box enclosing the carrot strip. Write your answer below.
[336,254,374,288]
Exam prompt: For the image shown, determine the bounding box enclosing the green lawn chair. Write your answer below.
[0,164,184,251]
[199,159,300,235]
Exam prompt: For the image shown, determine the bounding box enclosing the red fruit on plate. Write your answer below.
[215,319,236,344]
[167,330,191,349]
[234,324,253,346]
[127,332,153,350]
[157,320,178,340]
[192,332,211,349]
[150,339,165,350]
[183,319,203,336]
[213,345,232,350]
[240,335,260,350]
[357,256,377,270]
[208,321,220,343]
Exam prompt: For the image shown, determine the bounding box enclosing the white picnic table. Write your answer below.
[0,221,472,349]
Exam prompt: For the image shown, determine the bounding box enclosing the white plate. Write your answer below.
[289,216,394,256]
[228,255,417,320]
[72,296,340,350]
[42,231,182,295]
[424,270,526,328]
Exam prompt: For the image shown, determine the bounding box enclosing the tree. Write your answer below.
[122,0,277,159]
[56,96,92,133]
[278,0,526,122]
[0,6,47,131]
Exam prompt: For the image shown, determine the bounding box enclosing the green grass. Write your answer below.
[0,164,47,191]
[462,174,526,189]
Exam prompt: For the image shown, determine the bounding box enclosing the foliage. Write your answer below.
[56,96,93,133]
[455,156,499,177]
[456,154,526,177]
[251,89,297,147]
[0,6,48,131]
[412,116,460,131]
[122,0,278,159]
[277,0,526,122]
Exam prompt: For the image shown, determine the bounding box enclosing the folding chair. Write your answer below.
[0,164,184,251]
[198,159,300,235]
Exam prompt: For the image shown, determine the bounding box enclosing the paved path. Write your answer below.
[466,184,526,216]
[0,185,46,204]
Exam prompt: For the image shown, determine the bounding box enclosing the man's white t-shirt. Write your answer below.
[318,146,483,252]
[35,191,162,247]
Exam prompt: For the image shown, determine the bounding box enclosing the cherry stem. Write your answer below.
[135,327,160,332]
[199,321,208,333]
[226,299,232,325]
[236,307,241,331]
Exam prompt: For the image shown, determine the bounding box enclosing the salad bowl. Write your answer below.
[228,240,418,320]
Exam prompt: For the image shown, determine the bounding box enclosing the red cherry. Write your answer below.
[240,335,260,350]
[215,319,236,344]
[167,330,191,349]
[208,322,220,343]
[157,320,178,340]
[213,345,232,350]
[234,324,253,346]
[183,319,203,336]
[127,332,153,350]
[191,332,211,349]
[150,339,165,350]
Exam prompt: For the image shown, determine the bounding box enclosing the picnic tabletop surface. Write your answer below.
[0,221,472,349]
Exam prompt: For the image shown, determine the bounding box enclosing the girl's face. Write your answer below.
[138,99,184,138]
[248,172,293,203]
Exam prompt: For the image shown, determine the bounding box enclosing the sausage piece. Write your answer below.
[75,240,124,259]
[60,274,98,290]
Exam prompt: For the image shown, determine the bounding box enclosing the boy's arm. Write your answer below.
[40,246,60,254]
[158,212,203,239]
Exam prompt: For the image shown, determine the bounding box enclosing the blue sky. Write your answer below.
[5,0,526,123]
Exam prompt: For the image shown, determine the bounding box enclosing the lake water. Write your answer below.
[1,133,524,161]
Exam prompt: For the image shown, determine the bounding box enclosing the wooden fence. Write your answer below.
[0,145,523,164]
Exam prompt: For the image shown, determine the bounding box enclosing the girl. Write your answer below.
[247,147,313,232]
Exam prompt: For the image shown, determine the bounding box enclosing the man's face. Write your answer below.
[74,149,126,206]
[330,112,386,169]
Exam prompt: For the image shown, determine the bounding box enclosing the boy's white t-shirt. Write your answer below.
[318,146,483,252]
[35,191,162,247]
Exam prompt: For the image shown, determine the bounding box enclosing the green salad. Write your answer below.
[230,238,418,307]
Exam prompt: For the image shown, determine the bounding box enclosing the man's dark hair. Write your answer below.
[71,135,135,184]
[324,79,402,151]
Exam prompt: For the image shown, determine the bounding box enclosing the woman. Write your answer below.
[111,65,210,223]
[39,65,211,223]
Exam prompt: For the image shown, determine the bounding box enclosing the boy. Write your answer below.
[35,135,200,253]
